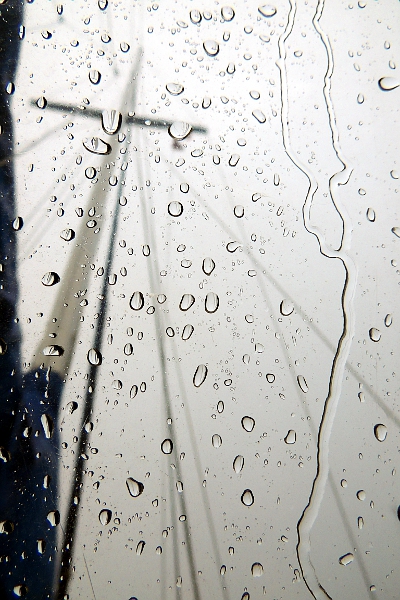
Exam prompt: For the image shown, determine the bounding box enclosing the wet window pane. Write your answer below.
[0,0,399,598]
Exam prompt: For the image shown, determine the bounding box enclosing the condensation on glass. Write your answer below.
[0,0,399,599]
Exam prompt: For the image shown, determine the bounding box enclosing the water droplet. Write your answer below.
[221,6,235,20]
[130,291,144,310]
[13,585,28,597]
[357,490,366,501]
[126,477,144,497]
[41,414,53,439]
[392,227,400,238]
[83,137,111,155]
[193,364,208,387]
[168,121,192,140]
[41,272,60,286]
[203,40,220,56]
[166,82,184,96]
[166,327,175,338]
[266,373,275,383]
[212,434,222,448]
[202,96,211,108]
[384,314,392,327]
[161,438,173,454]
[205,292,219,313]
[202,257,215,275]
[284,430,296,444]
[234,205,244,218]
[37,539,46,554]
[190,9,202,24]
[226,241,241,252]
[0,339,7,356]
[43,345,64,357]
[251,562,263,577]
[241,416,255,432]
[130,385,138,399]
[241,489,254,506]
[374,424,387,442]
[220,565,226,575]
[357,93,364,104]
[181,259,192,268]
[99,509,112,526]
[89,70,101,84]
[233,455,244,473]
[250,90,260,99]
[120,41,130,52]
[87,348,102,366]
[378,77,399,91]
[182,324,194,340]
[12,216,23,230]
[217,401,224,413]
[179,294,195,311]
[60,228,75,241]
[227,62,236,74]
[102,110,122,135]
[85,167,96,180]
[369,327,381,342]
[258,4,277,17]
[252,109,266,123]
[339,553,354,566]
[66,401,78,414]
[229,154,240,167]
[47,510,60,527]
[191,148,203,157]
[297,375,308,393]
[5,82,15,95]
[390,169,399,179]
[168,201,183,217]
[136,540,145,555]
[366,207,375,222]
[36,96,47,109]
[280,299,294,316]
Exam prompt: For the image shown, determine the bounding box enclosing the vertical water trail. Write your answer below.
[276,0,358,598]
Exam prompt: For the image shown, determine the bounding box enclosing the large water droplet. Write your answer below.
[258,4,277,17]
[212,434,222,448]
[241,489,254,506]
[102,109,122,134]
[252,109,266,123]
[280,299,294,316]
[205,292,219,313]
[41,272,60,286]
[193,364,208,387]
[203,40,219,56]
[87,348,102,366]
[182,324,194,340]
[168,201,183,217]
[99,509,112,525]
[369,327,381,342]
[297,375,308,393]
[161,438,173,454]
[13,585,28,597]
[130,291,144,310]
[43,345,64,357]
[284,430,296,444]
[126,477,144,497]
[233,455,244,473]
[221,6,235,21]
[179,294,195,311]
[168,121,192,140]
[251,562,263,577]
[166,82,184,96]
[378,77,399,91]
[47,510,60,527]
[339,553,354,566]
[241,416,255,432]
[83,137,111,155]
[374,424,387,442]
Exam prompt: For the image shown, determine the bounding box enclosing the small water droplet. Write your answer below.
[205,292,219,313]
[190,9,202,24]
[99,509,111,525]
[130,291,144,310]
[181,259,192,268]
[339,553,354,566]
[12,216,23,231]
[60,228,75,241]
[202,257,215,275]
[47,510,60,527]
[43,345,64,357]
[83,137,111,155]
[391,226,400,238]
[229,154,240,167]
[179,294,195,311]
[378,77,399,91]
[193,364,208,387]
[85,167,96,180]
[234,205,244,218]
[41,414,53,439]
[233,455,244,473]
[226,241,241,252]
[161,439,173,454]
[266,373,275,383]
[120,41,130,52]
[258,4,277,17]
[87,348,102,366]
[284,430,296,444]
[126,477,144,497]
[374,423,387,442]
[36,96,47,109]
[5,82,15,95]
[280,299,294,316]
[251,562,263,577]
[180,183,189,193]
[369,327,381,342]
[130,385,138,399]
[366,207,375,222]
[136,540,145,555]
[241,416,255,432]
[212,434,222,448]
[89,70,101,84]
[217,401,224,413]
[297,375,308,393]
[384,314,392,327]
[168,201,183,217]
[250,90,260,99]
[221,6,235,21]
[182,324,194,340]
[252,109,266,123]
[241,489,254,506]
[203,40,220,56]
[168,121,192,140]
[101,109,121,135]
[41,272,60,286]
[166,82,184,96]
[357,93,364,104]
[357,490,366,501]
[202,96,211,108]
